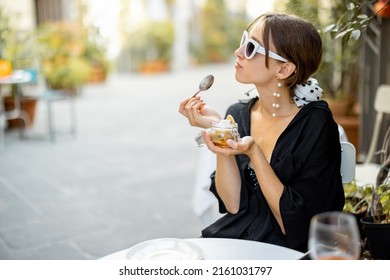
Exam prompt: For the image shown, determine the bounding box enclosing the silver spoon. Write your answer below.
[191,74,214,98]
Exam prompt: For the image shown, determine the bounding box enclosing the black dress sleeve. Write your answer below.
[276,105,345,251]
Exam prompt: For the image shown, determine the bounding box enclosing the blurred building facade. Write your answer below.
[0,0,255,72]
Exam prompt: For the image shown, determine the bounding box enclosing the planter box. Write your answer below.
[3,96,37,128]
[140,60,169,74]
[361,216,390,259]
[88,65,107,84]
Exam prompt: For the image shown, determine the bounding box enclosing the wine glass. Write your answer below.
[308,211,361,260]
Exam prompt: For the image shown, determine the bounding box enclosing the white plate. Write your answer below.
[126,238,203,260]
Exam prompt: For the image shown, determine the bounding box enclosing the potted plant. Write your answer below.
[191,0,246,64]
[361,127,390,259]
[126,20,173,73]
[281,0,366,150]
[343,180,374,238]
[83,26,110,83]
[37,22,92,93]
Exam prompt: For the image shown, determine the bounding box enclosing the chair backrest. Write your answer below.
[374,85,390,114]
[365,85,390,164]
[341,141,356,184]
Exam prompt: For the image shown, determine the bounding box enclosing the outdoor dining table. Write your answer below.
[99,238,304,260]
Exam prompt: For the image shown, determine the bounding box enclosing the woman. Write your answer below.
[179,13,344,252]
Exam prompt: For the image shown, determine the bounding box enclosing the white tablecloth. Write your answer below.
[99,238,304,260]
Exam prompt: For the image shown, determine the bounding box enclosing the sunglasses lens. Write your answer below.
[246,42,255,58]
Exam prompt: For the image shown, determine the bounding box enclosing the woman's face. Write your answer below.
[234,20,281,86]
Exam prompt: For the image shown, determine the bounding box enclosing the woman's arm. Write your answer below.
[224,138,286,233]
[201,131,242,214]
[215,155,242,214]
[203,134,285,224]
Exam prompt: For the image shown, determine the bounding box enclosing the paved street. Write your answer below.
[0,63,248,259]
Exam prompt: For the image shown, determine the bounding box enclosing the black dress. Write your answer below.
[201,97,345,252]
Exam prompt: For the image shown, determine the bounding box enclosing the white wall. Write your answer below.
[0,0,36,30]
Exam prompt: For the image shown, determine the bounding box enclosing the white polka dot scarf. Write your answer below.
[293,77,323,107]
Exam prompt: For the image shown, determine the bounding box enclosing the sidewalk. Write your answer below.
[0,63,248,259]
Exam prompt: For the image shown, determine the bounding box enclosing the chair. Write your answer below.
[355,85,390,185]
[40,88,77,142]
[364,85,390,164]
[23,68,77,142]
[340,141,356,184]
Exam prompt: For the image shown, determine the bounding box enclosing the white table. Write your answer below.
[99,238,304,260]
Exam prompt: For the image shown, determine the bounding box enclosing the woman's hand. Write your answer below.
[179,96,221,128]
[201,131,260,157]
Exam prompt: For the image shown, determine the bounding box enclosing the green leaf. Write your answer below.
[335,28,354,39]
[323,23,337,33]
[357,14,368,19]
[347,2,355,10]
[351,29,361,40]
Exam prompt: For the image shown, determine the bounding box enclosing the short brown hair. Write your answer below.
[248,13,322,90]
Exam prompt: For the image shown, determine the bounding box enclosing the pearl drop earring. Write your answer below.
[272,81,282,117]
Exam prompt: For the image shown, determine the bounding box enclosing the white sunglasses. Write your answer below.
[240,30,288,62]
